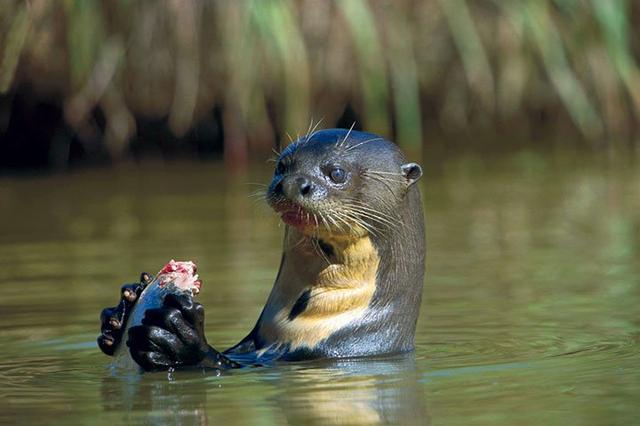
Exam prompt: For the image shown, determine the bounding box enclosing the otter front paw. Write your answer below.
[97,272,153,355]
[126,293,211,371]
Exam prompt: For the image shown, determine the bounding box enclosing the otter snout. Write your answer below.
[277,174,326,205]
[283,176,314,199]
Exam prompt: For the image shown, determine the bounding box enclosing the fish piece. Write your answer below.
[113,260,201,370]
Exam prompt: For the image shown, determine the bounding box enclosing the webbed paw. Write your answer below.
[127,293,210,370]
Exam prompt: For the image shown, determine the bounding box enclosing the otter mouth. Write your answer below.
[273,201,317,228]
[270,198,369,239]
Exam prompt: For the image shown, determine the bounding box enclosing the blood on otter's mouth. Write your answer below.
[273,201,317,228]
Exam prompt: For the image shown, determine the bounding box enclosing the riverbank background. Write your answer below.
[1,0,639,172]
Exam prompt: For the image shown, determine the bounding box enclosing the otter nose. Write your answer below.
[283,176,315,199]
[298,177,312,196]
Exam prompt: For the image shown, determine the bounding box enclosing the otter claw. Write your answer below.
[122,289,137,302]
[109,318,122,329]
[121,282,143,303]
[140,272,153,286]
[97,334,116,355]
[101,334,114,346]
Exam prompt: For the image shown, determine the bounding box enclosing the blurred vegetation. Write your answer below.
[1,0,639,170]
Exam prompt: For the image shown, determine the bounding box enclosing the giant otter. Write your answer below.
[98,129,425,371]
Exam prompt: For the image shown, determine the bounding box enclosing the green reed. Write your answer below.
[0,0,638,163]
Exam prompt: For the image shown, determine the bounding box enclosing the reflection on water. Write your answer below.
[283,357,428,425]
[0,150,639,425]
[98,356,427,425]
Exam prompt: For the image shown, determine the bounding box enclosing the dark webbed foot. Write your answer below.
[97,272,153,355]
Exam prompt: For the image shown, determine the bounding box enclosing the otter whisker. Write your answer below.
[362,172,405,184]
[341,197,397,218]
[310,233,332,266]
[335,202,396,236]
[351,218,380,237]
[248,190,267,199]
[343,206,397,230]
[290,235,307,250]
[326,213,346,233]
[305,118,324,142]
[342,199,400,226]
[343,195,398,217]
[351,215,381,236]
[362,174,404,184]
[362,173,400,200]
[332,212,357,234]
[304,119,315,140]
[357,210,403,232]
[338,122,357,148]
[344,137,384,152]
[334,212,353,231]
[365,170,404,176]
[285,132,294,144]
[317,210,332,234]
[332,210,378,237]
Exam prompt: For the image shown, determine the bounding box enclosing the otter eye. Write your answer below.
[329,167,346,183]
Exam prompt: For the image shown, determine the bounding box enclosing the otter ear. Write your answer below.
[401,162,422,186]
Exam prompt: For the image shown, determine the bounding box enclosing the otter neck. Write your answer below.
[256,227,380,350]
[284,228,379,290]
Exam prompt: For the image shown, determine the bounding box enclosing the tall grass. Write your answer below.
[0,0,638,165]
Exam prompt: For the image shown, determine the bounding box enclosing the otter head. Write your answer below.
[267,129,422,243]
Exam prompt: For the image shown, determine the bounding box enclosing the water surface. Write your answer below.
[0,150,638,425]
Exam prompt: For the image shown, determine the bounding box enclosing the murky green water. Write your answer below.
[0,150,638,425]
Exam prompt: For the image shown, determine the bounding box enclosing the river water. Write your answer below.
[0,149,638,425]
